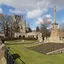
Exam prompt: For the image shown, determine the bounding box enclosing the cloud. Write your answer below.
[4,0,50,10]
[36,17,44,24]
[45,14,52,18]
[36,14,52,25]
[0,0,50,15]
[26,5,48,18]
[9,9,22,15]
[27,9,43,18]
[0,0,64,16]
[50,0,64,10]
[0,0,64,11]
[31,28,35,30]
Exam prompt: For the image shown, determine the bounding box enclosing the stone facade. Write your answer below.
[14,32,26,38]
[19,16,26,33]
[14,31,43,42]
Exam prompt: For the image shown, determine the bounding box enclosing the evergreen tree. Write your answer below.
[36,26,40,32]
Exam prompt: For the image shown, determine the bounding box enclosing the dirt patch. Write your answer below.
[29,43,64,54]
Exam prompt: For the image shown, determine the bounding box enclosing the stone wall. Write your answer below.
[0,44,6,64]
[14,32,43,42]
[46,48,64,55]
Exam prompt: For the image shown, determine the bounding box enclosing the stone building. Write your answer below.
[11,14,43,42]
[12,15,26,37]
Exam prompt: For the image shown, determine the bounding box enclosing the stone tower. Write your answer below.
[49,6,60,43]
[19,15,26,33]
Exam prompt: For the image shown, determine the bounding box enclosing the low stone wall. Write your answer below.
[46,48,64,55]
[0,44,6,64]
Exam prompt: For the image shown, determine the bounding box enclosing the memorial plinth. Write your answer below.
[49,6,60,43]
[49,23,60,42]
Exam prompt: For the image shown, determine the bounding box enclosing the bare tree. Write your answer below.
[40,17,51,37]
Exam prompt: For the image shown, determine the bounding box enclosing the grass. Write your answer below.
[5,40,64,64]
[5,40,38,45]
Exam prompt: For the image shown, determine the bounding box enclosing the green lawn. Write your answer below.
[5,40,64,64]
[5,40,38,45]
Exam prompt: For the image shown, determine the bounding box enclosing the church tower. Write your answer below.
[49,6,60,43]
[19,15,26,33]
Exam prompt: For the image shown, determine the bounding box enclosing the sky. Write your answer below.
[0,0,64,30]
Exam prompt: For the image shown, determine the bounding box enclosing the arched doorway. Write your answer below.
[23,35,25,38]
[19,35,21,38]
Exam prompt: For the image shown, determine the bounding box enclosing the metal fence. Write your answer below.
[5,48,16,64]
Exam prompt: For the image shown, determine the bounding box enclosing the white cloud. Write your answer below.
[36,17,44,24]
[45,14,52,18]
[0,0,64,16]
[36,14,52,25]
[9,9,22,15]
[0,0,49,16]
[0,0,64,11]
[31,28,35,30]
[27,9,43,18]
[0,8,2,13]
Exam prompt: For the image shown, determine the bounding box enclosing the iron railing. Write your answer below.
[5,48,16,64]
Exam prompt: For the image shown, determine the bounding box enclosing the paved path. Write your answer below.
[0,57,6,64]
